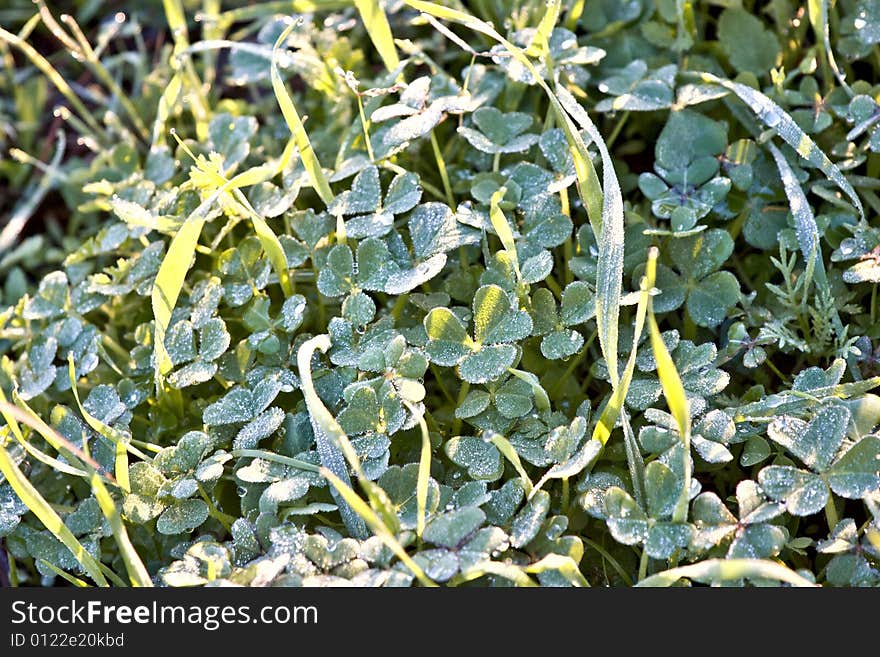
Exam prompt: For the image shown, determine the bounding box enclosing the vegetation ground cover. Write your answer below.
[1,0,879,587]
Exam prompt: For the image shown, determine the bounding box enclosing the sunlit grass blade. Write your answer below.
[354,0,401,72]
[506,368,551,413]
[525,0,560,57]
[6,392,109,481]
[636,558,818,587]
[449,560,537,587]
[38,559,90,587]
[230,449,320,473]
[402,401,432,539]
[592,247,656,445]
[321,467,436,586]
[215,1,349,31]
[90,470,153,586]
[647,261,692,524]
[523,553,589,587]
[489,186,521,284]
[68,355,143,492]
[486,432,534,496]
[0,442,108,587]
[298,335,367,538]
[271,23,334,205]
[694,71,864,222]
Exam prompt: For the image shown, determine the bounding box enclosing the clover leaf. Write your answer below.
[458,108,539,155]
[424,284,532,383]
[328,165,422,239]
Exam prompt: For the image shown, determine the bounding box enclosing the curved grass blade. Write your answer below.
[524,553,589,587]
[6,392,110,482]
[354,0,401,72]
[486,432,534,496]
[489,186,521,283]
[230,449,320,473]
[0,442,108,587]
[507,368,551,413]
[68,355,140,492]
[38,560,90,587]
[694,71,864,222]
[525,0,561,57]
[808,0,851,94]
[271,23,334,205]
[636,558,817,587]
[321,467,436,586]
[556,85,625,389]
[297,335,368,539]
[767,143,845,339]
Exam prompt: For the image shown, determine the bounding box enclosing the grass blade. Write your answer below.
[694,71,864,222]
[271,23,334,205]
[486,432,534,496]
[354,0,401,72]
[402,401,433,540]
[767,143,845,340]
[524,553,589,587]
[636,558,817,587]
[556,85,625,390]
[298,335,367,538]
[320,467,436,586]
[489,186,521,283]
[0,442,108,587]
[647,259,692,524]
[592,247,657,445]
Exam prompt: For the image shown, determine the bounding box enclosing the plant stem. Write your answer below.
[450,381,470,435]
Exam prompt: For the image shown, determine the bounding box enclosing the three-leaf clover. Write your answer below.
[458,108,539,155]
[424,284,533,383]
[328,165,422,239]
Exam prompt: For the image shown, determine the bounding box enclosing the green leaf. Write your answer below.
[825,436,880,498]
[156,499,209,535]
[767,405,850,472]
[686,270,740,328]
[423,507,485,548]
[717,8,781,74]
[758,466,828,516]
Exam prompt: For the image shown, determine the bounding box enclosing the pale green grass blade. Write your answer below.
[0,26,104,142]
[90,472,153,586]
[402,401,432,540]
[487,432,534,495]
[525,0,561,57]
[0,442,108,587]
[7,392,108,480]
[0,388,89,479]
[636,558,818,587]
[450,560,537,587]
[489,186,521,283]
[321,467,436,586]
[524,553,589,587]
[648,269,692,524]
[152,214,208,383]
[506,368,550,412]
[354,0,401,72]
[38,559,90,587]
[298,335,367,538]
[556,85,625,389]
[216,1,349,30]
[696,71,864,221]
[271,24,334,205]
[808,0,851,94]
[230,449,321,473]
[767,143,845,338]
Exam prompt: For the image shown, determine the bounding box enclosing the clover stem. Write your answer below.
[544,274,563,301]
[197,482,234,533]
[605,111,630,150]
[561,477,570,514]
[492,151,501,173]
[637,548,649,583]
[824,496,839,532]
[429,365,456,405]
[871,284,877,325]
[356,94,375,162]
[450,381,470,436]
[549,329,595,397]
